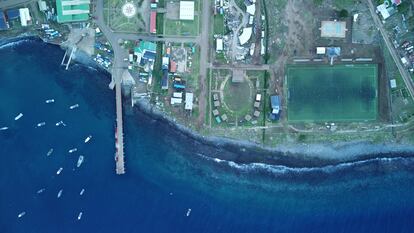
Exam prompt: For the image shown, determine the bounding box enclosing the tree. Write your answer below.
[339,9,349,18]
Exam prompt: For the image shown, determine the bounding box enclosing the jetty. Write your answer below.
[114,68,125,174]
[61,46,76,70]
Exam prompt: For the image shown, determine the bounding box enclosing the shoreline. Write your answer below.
[2,36,414,168]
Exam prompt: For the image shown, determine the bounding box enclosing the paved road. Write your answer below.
[366,0,414,100]
[210,63,271,71]
[197,0,211,127]
[0,0,33,9]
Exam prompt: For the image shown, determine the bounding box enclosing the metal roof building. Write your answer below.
[56,0,90,23]
[0,12,9,30]
[179,1,194,20]
[185,93,193,110]
[6,9,20,20]
[238,27,252,45]
[150,11,156,34]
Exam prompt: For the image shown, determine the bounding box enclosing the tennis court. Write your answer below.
[287,64,378,122]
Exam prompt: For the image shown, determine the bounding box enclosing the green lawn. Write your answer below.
[213,14,225,35]
[287,64,378,122]
[104,0,146,33]
[164,16,199,36]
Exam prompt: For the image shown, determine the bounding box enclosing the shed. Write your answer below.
[216,38,223,51]
[221,114,228,121]
[390,79,397,89]
[316,47,326,55]
[171,97,182,105]
[173,92,183,98]
[244,114,252,121]
[254,101,260,108]
[253,110,260,117]
[213,100,220,107]
[212,109,219,116]
[179,1,194,20]
[185,92,194,110]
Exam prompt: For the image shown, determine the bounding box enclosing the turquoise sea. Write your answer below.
[1,38,414,233]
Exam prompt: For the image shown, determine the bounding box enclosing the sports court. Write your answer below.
[286,64,378,122]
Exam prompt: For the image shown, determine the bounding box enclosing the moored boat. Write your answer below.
[69,104,79,110]
[14,113,23,121]
[77,155,84,168]
[56,167,63,175]
[45,99,55,104]
[84,135,92,143]
[36,122,46,127]
[68,148,77,153]
[57,189,63,198]
[0,127,8,131]
[18,211,26,218]
[80,188,85,196]
[77,212,83,220]
[46,148,54,156]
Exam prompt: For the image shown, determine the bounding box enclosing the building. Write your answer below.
[6,9,20,20]
[185,93,194,110]
[246,3,255,15]
[238,27,252,45]
[170,60,177,73]
[150,11,156,34]
[179,1,194,20]
[56,0,90,23]
[320,21,347,38]
[376,1,398,20]
[19,8,31,27]
[38,0,47,11]
[216,38,223,51]
[270,95,280,120]
[0,12,9,30]
[316,47,326,55]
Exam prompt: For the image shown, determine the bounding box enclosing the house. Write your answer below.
[185,93,194,110]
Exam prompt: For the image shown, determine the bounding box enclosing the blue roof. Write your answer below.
[161,70,168,89]
[143,51,156,60]
[6,9,20,20]
[271,95,280,108]
[0,13,8,30]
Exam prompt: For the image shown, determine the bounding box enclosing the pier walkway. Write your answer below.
[114,70,125,174]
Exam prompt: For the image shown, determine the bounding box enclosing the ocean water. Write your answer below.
[1,38,414,233]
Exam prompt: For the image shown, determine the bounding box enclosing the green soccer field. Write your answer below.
[286,64,378,122]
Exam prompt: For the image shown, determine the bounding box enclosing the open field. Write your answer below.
[287,64,378,122]
[164,16,200,36]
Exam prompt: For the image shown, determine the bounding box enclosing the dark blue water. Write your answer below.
[1,39,414,233]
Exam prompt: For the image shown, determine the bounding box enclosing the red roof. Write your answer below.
[150,12,156,34]
[392,0,401,5]
[170,60,177,73]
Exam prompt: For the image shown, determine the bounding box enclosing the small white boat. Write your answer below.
[14,113,23,121]
[0,127,8,131]
[84,135,92,143]
[36,122,46,127]
[18,211,26,218]
[69,104,79,110]
[79,188,85,196]
[46,148,54,156]
[77,212,83,220]
[186,208,191,217]
[37,188,45,194]
[68,148,77,153]
[55,121,66,127]
[56,167,63,175]
[57,189,63,198]
[45,99,55,104]
[77,155,84,168]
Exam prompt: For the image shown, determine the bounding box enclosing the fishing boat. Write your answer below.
[36,122,46,127]
[14,113,23,121]
[55,121,64,126]
[46,148,54,156]
[68,148,77,153]
[84,135,92,143]
[77,155,84,168]
[80,188,85,196]
[57,189,63,198]
[69,104,79,110]
[18,211,26,218]
[56,167,63,175]
[45,99,55,104]
[0,127,8,131]
[77,212,83,220]
[37,188,45,194]
[186,208,192,217]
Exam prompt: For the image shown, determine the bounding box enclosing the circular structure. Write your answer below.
[221,76,252,116]
[122,2,137,18]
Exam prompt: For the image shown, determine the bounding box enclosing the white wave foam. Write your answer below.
[195,153,414,175]
[0,39,31,50]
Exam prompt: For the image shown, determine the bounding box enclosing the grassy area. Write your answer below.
[287,64,378,122]
[156,13,164,35]
[164,16,200,36]
[213,15,225,35]
[151,42,164,94]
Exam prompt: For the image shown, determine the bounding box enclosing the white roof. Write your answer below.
[377,4,390,20]
[162,57,169,66]
[185,93,194,110]
[171,97,182,105]
[216,38,223,51]
[316,47,326,54]
[401,57,408,64]
[179,1,194,20]
[238,27,252,45]
[38,1,47,11]
[19,8,31,27]
[173,92,183,98]
[246,4,255,15]
[390,79,397,88]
